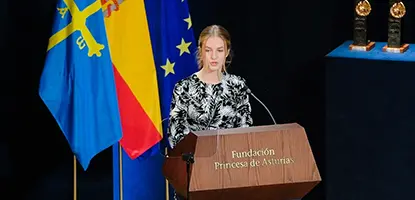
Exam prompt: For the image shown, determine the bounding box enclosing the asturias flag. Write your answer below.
[105,0,198,199]
[38,0,123,170]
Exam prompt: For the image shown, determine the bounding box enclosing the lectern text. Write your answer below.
[214,148,295,170]
[231,148,275,158]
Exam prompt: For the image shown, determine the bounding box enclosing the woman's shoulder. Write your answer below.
[223,73,250,94]
[224,73,248,87]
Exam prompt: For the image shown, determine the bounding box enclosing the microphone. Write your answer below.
[245,86,277,125]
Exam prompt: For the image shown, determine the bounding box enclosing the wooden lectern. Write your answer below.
[162,123,321,200]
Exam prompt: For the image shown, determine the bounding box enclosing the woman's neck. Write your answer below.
[197,67,222,84]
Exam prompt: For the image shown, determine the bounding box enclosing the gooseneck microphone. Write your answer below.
[245,87,277,125]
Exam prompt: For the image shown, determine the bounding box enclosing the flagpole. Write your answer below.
[165,147,169,200]
[119,143,123,200]
[73,155,77,200]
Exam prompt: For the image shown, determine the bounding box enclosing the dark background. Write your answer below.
[2,0,414,199]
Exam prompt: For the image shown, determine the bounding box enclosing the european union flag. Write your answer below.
[112,0,198,199]
[150,0,199,123]
[39,0,122,170]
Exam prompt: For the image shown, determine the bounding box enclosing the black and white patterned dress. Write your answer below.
[167,72,253,200]
[167,72,253,148]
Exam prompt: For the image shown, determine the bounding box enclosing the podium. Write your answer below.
[162,123,321,200]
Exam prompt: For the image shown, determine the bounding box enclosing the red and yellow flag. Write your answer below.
[103,0,162,159]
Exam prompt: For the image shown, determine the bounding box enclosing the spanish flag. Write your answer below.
[104,0,198,199]
[103,0,162,159]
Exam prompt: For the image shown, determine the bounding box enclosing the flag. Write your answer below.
[38,0,123,170]
[105,0,198,199]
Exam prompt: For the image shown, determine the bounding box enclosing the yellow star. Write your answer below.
[176,38,191,56]
[183,15,192,30]
[161,58,175,77]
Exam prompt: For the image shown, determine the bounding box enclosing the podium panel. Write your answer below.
[163,123,321,200]
[326,41,415,200]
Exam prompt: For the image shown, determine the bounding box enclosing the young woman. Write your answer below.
[167,25,253,200]
[167,24,253,149]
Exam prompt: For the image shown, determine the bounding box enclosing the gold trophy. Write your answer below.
[349,0,375,51]
[383,1,409,53]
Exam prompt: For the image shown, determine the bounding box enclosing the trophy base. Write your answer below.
[382,44,409,53]
[349,42,376,52]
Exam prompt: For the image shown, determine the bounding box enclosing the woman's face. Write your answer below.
[203,36,227,72]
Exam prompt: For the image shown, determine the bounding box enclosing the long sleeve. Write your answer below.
[167,84,190,148]
[235,88,253,127]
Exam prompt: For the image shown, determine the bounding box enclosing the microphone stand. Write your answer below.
[181,152,194,200]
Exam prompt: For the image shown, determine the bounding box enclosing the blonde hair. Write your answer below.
[196,25,232,72]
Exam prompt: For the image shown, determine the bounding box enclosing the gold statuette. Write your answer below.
[383,0,409,53]
[350,0,375,51]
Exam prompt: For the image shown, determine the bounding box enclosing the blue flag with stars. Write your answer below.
[39,0,123,170]
[112,0,198,199]
[151,1,198,120]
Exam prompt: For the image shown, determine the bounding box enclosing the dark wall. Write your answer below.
[3,0,414,199]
